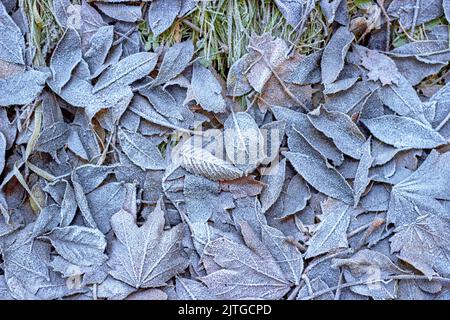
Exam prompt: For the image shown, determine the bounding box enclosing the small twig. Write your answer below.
[287,0,316,56]
[285,236,307,252]
[410,0,421,39]
[302,274,314,296]
[376,0,391,51]
[347,221,374,238]
[334,271,344,301]
[287,282,303,300]
[398,19,418,43]
[303,248,354,275]
[112,26,138,47]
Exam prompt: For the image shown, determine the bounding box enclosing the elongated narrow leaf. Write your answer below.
[362,115,446,149]
[45,226,107,266]
[272,106,344,166]
[118,129,165,171]
[191,62,226,113]
[0,70,47,106]
[48,28,82,93]
[307,106,366,159]
[260,159,286,213]
[147,0,181,37]
[353,138,373,207]
[0,2,25,64]
[305,199,351,258]
[93,52,158,93]
[283,130,353,205]
[321,27,354,84]
[224,112,265,172]
[139,86,183,120]
[84,26,114,78]
[152,40,194,87]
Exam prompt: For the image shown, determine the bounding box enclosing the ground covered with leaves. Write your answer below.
[0,0,449,300]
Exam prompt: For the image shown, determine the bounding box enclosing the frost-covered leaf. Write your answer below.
[320,0,345,24]
[445,0,450,22]
[260,120,286,165]
[430,82,450,137]
[71,170,98,229]
[285,50,322,85]
[353,138,373,207]
[86,182,127,233]
[281,174,311,217]
[390,215,450,278]
[48,28,82,93]
[96,3,142,22]
[321,27,354,84]
[147,0,181,37]
[274,0,306,27]
[31,204,61,238]
[260,221,304,285]
[362,115,446,149]
[226,53,255,96]
[139,86,183,120]
[108,205,188,288]
[44,226,107,267]
[333,249,407,299]
[35,121,70,155]
[283,130,353,205]
[357,46,400,85]
[260,159,286,213]
[297,278,334,300]
[388,0,443,29]
[0,2,25,65]
[323,77,359,95]
[0,70,47,106]
[377,75,425,120]
[272,106,344,166]
[118,129,166,171]
[59,180,77,227]
[191,62,226,113]
[93,52,158,93]
[305,199,351,258]
[175,277,215,300]
[178,144,243,181]
[84,25,114,78]
[183,174,233,223]
[52,0,71,28]
[200,221,291,299]
[247,34,289,93]
[152,40,194,87]
[324,80,373,113]
[3,239,51,297]
[224,112,265,172]
[387,151,450,225]
[307,106,366,159]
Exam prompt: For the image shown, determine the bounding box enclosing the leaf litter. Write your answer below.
[0,0,449,300]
